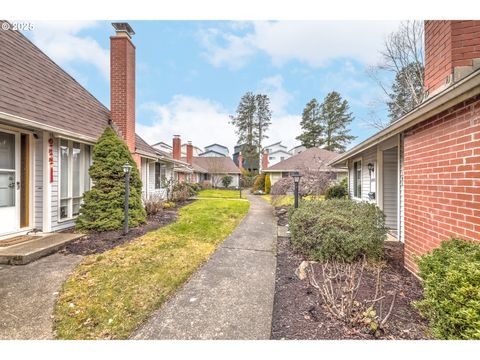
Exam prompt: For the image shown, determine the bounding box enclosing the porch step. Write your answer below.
[0,233,83,265]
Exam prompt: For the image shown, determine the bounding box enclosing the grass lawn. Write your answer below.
[54,198,249,339]
[197,189,245,199]
[261,194,324,206]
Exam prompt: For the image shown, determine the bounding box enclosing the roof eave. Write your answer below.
[0,111,98,143]
[330,70,480,166]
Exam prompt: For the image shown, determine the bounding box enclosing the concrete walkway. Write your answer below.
[133,194,277,340]
[0,253,82,339]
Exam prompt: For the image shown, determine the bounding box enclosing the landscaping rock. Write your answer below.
[295,260,311,280]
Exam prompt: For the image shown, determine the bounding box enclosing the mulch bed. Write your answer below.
[271,206,430,340]
[61,200,193,256]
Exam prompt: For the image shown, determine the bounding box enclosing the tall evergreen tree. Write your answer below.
[254,93,272,153]
[76,127,146,231]
[319,91,356,153]
[230,92,271,168]
[296,98,323,148]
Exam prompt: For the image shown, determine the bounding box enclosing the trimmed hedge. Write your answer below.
[416,239,480,339]
[264,174,271,194]
[289,199,386,262]
[252,173,266,192]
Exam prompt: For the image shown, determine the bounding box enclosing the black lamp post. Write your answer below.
[292,171,302,209]
[123,162,132,235]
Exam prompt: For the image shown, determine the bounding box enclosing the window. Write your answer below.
[280,157,285,161]
[353,160,362,198]
[269,156,274,160]
[155,162,161,189]
[59,139,91,220]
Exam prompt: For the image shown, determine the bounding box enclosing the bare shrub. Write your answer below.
[143,194,164,216]
[307,260,396,337]
[270,170,336,196]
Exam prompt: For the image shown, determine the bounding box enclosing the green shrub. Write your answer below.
[76,127,146,231]
[222,175,233,188]
[172,182,198,201]
[289,199,386,262]
[252,173,266,192]
[264,174,271,194]
[415,239,480,339]
[325,179,348,199]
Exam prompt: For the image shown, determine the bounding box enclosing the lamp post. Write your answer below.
[292,171,302,209]
[122,162,132,235]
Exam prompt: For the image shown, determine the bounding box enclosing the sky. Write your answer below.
[23,20,401,153]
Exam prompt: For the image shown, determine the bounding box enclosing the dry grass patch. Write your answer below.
[54,198,249,339]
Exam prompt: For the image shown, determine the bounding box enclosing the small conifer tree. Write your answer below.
[264,174,271,194]
[76,127,146,231]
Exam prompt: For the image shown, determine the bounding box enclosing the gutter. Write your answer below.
[0,111,99,143]
[330,69,480,166]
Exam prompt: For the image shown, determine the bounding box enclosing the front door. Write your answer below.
[0,130,20,234]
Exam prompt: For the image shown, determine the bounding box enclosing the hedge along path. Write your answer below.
[54,198,250,339]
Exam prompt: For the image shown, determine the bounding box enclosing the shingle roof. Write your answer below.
[0,22,110,139]
[135,134,158,157]
[181,156,240,174]
[265,147,343,172]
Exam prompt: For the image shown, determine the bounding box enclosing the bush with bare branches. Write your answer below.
[270,170,335,196]
[307,259,396,337]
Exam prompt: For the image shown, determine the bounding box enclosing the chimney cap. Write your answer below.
[112,22,135,37]
[188,141,192,145]
[173,135,180,139]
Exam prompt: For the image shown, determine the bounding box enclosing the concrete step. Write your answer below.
[0,233,83,265]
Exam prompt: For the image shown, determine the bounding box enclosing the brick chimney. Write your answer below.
[172,135,181,160]
[238,152,244,171]
[110,22,136,155]
[261,151,269,170]
[424,20,480,96]
[186,141,193,165]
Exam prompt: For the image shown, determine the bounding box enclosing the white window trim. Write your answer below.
[352,157,362,200]
[58,140,90,222]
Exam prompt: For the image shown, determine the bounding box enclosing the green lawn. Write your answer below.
[261,194,324,206]
[54,198,249,339]
[197,189,245,199]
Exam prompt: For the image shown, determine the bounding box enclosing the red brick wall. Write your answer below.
[403,94,480,272]
[425,20,480,94]
[424,21,452,94]
[186,143,193,165]
[262,151,269,169]
[172,136,181,160]
[110,34,136,155]
[451,21,480,69]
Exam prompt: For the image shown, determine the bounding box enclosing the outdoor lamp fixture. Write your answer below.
[122,163,133,235]
[368,162,374,176]
[292,171,302,209]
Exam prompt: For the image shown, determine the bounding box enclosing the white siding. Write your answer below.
[347,147,376,203]
[34,132,43,229]
[361,147,377,202]
[51,137,76,231]
[383,147,398,230]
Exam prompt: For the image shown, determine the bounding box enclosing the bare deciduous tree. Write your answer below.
[366,20,425,128]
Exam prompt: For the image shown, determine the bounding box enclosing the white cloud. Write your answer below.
[200,21,401,69]
[29,21,109,79]
[198,28,256,70]
[137,92,303,154]
[258,75,294,116]
[137,95,238,152]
